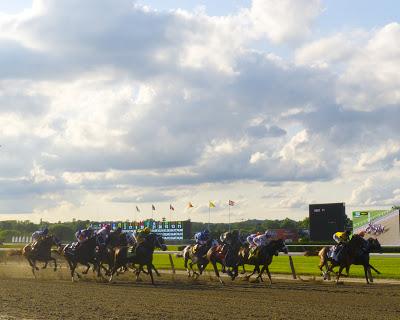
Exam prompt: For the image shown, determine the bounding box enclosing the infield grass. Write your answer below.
[152,254,400,279]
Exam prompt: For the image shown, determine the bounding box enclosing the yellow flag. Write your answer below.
[209,201,215,208]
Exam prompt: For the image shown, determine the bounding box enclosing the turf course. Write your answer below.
[152,254,400,279]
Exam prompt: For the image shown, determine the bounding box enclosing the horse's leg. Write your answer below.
[363,264,372,284]
[82,264,91,274]
[27,258,37,278]
[135,265,143,282]
[345,265,350,277]
[369,264,381,275]
[255,265,265,283]
[184,256,191,277]
[368,266,374,283]
[152,264,161,277]
[49,257,57,271]
[264,266,272,284]
[148,264,155,285]
[212,261,224,285]
[336,265,344,283]
[71,262,77,282]
[241,264,246,274]
[245,265,258,280]
[42,261,48,269]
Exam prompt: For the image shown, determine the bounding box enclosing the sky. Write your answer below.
[0,0,400,224]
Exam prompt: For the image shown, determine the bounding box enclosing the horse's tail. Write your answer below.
[318,247,329,270]
[176,245,190,258]
[7,249,23,256]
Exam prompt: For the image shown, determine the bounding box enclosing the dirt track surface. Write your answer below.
[1,265,400,320]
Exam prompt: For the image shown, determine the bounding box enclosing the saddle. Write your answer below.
[191,244,199,255]
[213,244,226,260]
[248,247,259,260]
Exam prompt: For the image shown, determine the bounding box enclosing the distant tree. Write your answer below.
[49,225,75,241]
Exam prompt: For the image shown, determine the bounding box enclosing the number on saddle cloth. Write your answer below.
[327,246,335,259]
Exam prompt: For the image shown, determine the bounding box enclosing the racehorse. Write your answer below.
[62,236,100,282]
[95,231,127,276]
[239,239,288,284]
[206,239,241,284]
[181,239,215,278]
[109,233,167,285]
[318,235,382,284]
[22,235,62,277]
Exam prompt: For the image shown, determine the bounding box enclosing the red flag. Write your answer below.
[170,204,174,211]
[152,204,156,210]
[229,200,235,206]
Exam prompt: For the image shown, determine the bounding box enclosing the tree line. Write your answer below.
[0,217,314,243]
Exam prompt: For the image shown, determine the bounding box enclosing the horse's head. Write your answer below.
[276,239,288,254]
[367,237,382,253]
[155,234,167,251]
[266,239,288,256]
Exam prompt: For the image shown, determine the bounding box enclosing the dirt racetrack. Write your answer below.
[0,263,400,320]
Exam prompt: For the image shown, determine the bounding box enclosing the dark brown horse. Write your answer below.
[206,240,241,284]
[239,239,288,284]
[62,236,100,281]
[318,235,382,284]
[22,235,62,277]
[109,233,166,285]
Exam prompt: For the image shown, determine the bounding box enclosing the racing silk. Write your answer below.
[125,232,136,246]
[220,231,240,246]
[96,227,110,246]
[31,230,46,241]
[134,229,150,245]
[194,231,208,245]
[333,231,349,244]
[75,229,92,244]
[253,234,271,247]
[246,234,257,248]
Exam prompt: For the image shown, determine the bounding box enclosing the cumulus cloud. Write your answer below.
[0,0,398,219]
[246,0,322,44]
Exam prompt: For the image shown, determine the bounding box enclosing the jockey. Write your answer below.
[111,227,123,236]
[194,229,210,245]
[31,226,49,242]
[253,230,273,248]
[331,230,352,262]
[134,227,151,245]
[125,231,136,246]
[193,229,210,253]
[248,230,272,259]
[75,227,93,245]
[246,232,262,248]
[220,230,240,246]
[96,224,112,247]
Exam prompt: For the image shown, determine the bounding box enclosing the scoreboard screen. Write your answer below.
[309,203,346,241]
[91,220,191,240]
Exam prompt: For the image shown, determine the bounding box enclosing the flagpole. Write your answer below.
[228,203,231,232]
[208,205,210,231]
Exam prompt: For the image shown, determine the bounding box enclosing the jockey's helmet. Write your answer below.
[143,227,151,233]
[265,230,272,237]
[105,224,111,231]
[203,229,210,236]
[43,227,49,234]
